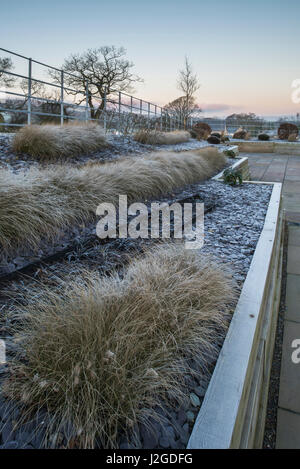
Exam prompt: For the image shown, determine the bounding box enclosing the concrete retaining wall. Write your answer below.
[233,140,300,155]
[213,156,251,181]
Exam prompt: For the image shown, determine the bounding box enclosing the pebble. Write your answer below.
[183,423,189,433]
[140,423,159,448]
[194,385,206,398]
[0,440,19,449]
[177,409,187,426]
[189,393,201,407]
[159,436,170,448]
[1,421,15,443]
[186,411,195,423]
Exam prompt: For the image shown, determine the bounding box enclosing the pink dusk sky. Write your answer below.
[1,0,300,118]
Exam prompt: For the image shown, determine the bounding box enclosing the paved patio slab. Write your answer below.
[282,193,300,212]
[287,245,300,275]
[285,174,300,182]
[285,211,300,223]
[288,226,300,246]
[278,320,300,413]
[283,182,300,194]
[242,151,300,448]
[286,274,300,322]
[276,409,300,448]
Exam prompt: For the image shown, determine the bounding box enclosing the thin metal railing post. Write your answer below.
[118,91,121,133]
[27,58,32,125]
[85,79,89,123]
[130,95,133,114]
[160,108,163,131]
[60,70,64,126]
[148,102,150,128]
[103,87,107,132]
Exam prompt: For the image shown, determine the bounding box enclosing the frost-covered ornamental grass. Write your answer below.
[4,243,236,448]
[12,123,108,161]
[0,180,272,450]
[0,147,226,254]
[134,129,190,145]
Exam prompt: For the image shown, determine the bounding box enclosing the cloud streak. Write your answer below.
[199,103,243,113]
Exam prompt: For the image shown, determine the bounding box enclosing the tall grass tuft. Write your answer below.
[134,129,190,145]
[11,123,108,161]
[0,147,226,254]
[4,243,236,448]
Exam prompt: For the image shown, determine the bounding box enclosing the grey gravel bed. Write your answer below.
[0,179,272,449]
[0,158,236,276]
[0,133,228,173]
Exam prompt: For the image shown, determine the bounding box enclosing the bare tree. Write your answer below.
[50,46,143,119]
[164,95,201,125]
[20,78,47,103]
[176,57,200,126]
[0,57,15,88]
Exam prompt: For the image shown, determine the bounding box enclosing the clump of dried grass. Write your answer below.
[11,123,108,160]
[4,243,236,448]
[0,147,226,253]
[134,129,190,145]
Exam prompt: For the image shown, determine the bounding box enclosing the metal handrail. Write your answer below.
[0,47,189,132]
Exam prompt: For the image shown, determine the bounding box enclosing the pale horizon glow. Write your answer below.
[1,0,300,118]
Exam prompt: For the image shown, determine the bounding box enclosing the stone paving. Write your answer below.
[245,152,300,448]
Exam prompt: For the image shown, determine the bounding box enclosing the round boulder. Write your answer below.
[192,122,212,140]
[207,135,221,144]
[258,133,270,141]
[233,128,248,139]
[189,129,198,139]
[211,132,222,138]
[278,123,299,140]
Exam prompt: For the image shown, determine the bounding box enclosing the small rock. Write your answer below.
[177,409,187,426]
[190,392,201,407]
[140,423,159,449]
[194,385,206,398]
[0,440,19,449]
[14,430,33,446]
[119,441,131,449]
[207,135,221,144]
[186,411,195,423]
[180,431,189,446]
[159,436,170,448]
[163,425,175,441]
[1,421,15,443]
[183,423,189,433]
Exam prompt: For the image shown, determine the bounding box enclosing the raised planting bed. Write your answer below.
[188,181,283,449]
[0,181,275,449]
[213,155,250,182]
[0,151,279,449]
[232,139,300,155]
[0,132,217,172]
